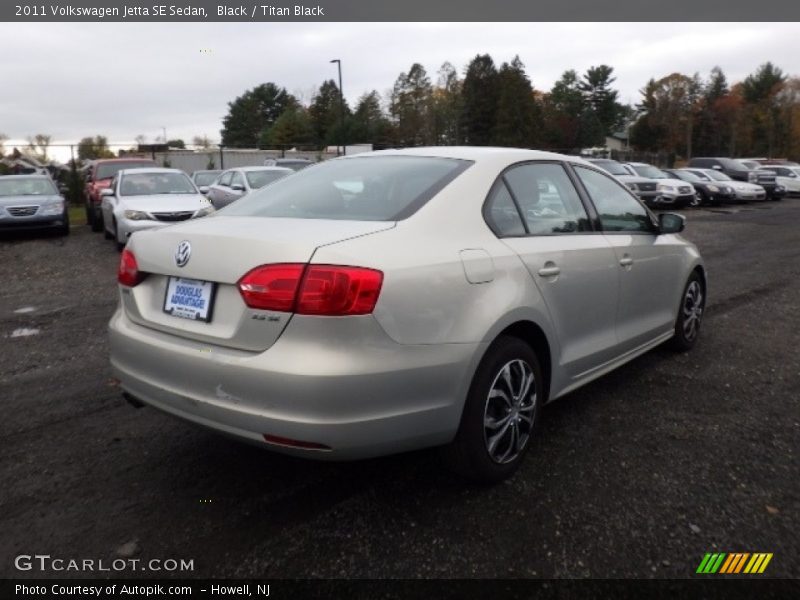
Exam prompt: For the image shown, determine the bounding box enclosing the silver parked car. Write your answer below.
[0,175,69,236]
[109,148,706,482]
[190,170,223,195]
[205,166,293,209]
[100,168,215,250]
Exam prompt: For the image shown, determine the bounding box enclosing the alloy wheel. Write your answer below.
[483,359,537,464]
[682,280,704,341]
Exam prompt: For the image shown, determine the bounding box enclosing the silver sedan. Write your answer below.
[109,148,706,482]
[205,166,293,208]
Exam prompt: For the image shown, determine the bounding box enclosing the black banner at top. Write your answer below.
[3,0,800,22]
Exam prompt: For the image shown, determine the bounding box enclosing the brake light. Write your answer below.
[118,249,144,287]
[238,264,305,311]
[237,264,383,315]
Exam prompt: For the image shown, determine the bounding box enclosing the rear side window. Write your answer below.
[485,182,525,237]
[574,166,654,233]
[223,156,472,221]
[504,163,591,234]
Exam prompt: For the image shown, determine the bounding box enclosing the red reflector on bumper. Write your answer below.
[263,434,331,451]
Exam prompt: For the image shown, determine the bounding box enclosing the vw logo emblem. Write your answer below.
[175,241,192,268]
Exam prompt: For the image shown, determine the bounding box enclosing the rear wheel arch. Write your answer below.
[494,320,552,404]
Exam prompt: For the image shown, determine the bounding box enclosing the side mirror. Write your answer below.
[231,184,245,192]
[198,186,209,194]
[101,188,115,197]
[658,212,685,234]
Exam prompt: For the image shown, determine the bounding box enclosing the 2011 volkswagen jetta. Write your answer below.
[109,148,706,482]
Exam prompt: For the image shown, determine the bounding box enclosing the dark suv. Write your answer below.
[686,157,783,200]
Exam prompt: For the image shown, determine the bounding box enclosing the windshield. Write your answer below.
[245,169,291,189]
[632,165,669,179]
[120,172,197,196]
[590,160,628,176]
[223,156,472,221]
[706,170,733,182]
[96,161,156,180]
[193,171,221,186]
[672,170,702,182]
[0,178,58,196]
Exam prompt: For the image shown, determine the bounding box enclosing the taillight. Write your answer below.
[237,264,383,316]
[118,249,144,287]
[238,264,305,311]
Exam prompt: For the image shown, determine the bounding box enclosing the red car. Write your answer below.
[84,158,156,231]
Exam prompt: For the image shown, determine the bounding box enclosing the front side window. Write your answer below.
[574,166,654,233]
[218,171,233,187]
[504,163,591,234]
[230,172,245,188]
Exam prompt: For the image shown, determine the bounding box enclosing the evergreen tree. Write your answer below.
[578,65,625,143]
[461,54,499,146]
[492,56,539,148]
[309,80,350,146]
[220,83,297,147]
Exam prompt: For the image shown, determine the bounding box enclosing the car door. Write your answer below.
[229,171,247,201]
[209,171,233,206]
[490,162,621,380]
[572,165,685,353]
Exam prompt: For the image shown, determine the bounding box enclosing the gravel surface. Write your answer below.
[0,201,798,580]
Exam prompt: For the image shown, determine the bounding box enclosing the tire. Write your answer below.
[90,204,103,232]
[113,218,124,252]
[57,209,70,237]
[103,214,113,240]
[444,336,543,483]
[690,192,702,208]
[85,201,95,229]
[669,272,705,352]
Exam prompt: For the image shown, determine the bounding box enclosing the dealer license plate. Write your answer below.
[163,277,216,322]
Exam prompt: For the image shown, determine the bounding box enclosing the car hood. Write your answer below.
[117,194,211,213]
[0,194,62,206]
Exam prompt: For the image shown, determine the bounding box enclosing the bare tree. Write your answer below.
[26,133,52,161]
[0,133,7,157]
[134,134,147,146]
[192,135,213,149]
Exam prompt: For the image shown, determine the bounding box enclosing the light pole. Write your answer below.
[330,59,345,156]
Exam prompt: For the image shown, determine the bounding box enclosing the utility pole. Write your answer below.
[330,59,345,156]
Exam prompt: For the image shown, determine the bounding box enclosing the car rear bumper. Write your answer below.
[109,308,480,460]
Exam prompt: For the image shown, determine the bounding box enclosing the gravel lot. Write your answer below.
[0,201,798,580]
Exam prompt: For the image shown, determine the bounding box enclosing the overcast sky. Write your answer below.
[3,22,800,161]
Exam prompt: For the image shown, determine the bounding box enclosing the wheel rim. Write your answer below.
[682,281,704,341]
[483,359,536,464]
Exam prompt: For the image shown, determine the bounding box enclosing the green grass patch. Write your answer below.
[68,204,86,226]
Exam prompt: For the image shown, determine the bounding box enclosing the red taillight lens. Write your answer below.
[238,263,305,311]
[118,249,144,287]
[237,264,383,316]
[296,266,383,316]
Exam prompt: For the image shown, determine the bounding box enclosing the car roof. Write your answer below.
[235,166,294,172]
[118,168,186,175]
[94,158,156,164]
[346,146,593,167]
[626,162,652,167]
[0,174,53,180]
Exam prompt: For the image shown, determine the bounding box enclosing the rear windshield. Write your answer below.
[96,161,156,180]
[223,156,472,221]
[0,178,57,196]
[245,169,291,189]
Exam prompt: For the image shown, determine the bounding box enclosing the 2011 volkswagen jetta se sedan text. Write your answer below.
[109,148,706,482]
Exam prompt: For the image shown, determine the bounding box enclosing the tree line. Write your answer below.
[218,56,800,161]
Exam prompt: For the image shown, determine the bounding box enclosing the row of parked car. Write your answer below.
[585,156,798,208]
[78,157,312,248]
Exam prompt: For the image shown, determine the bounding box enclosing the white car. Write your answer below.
[623,162,696,208]
[758,166,800,195]
[683,169,767,202]
[100,168,215,250]
[206,166,293,209]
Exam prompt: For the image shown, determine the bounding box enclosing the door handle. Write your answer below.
[619,256,634,267]
[538,265,561,277]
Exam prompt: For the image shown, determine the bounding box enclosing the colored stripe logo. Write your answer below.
[696,553,773,574]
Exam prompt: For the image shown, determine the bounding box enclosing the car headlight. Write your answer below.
[40,200,65,216]
[707,185,719,193]
[193,206,215,218]
[657,183,675,192]
[123,210,151,221]
[626,182,639,192]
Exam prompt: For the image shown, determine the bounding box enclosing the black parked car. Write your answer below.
[663,169,737,206]
[686,157,784,200]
